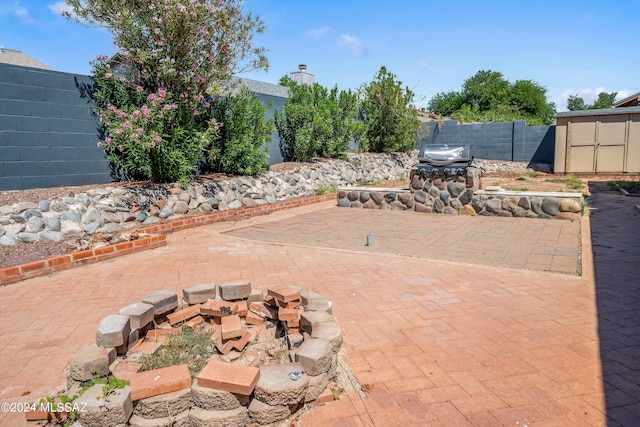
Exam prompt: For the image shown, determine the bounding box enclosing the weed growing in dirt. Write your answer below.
[315,184,338,195]
[547,174,583,190]
[140,326,216,378]
[608,180,640,191]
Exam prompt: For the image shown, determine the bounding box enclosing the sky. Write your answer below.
[1,0,638,111]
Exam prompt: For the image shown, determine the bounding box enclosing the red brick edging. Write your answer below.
[0,193,337,286]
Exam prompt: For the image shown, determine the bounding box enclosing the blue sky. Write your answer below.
[1,0,638,111]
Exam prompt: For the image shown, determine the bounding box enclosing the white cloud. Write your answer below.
[48,1,75,17]
[338,34,363,56]
[558,87,630,109]
[306,26,329,38]
[14,5,34,23]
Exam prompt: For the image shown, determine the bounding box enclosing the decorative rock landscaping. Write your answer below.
[27,282,343,426]
[0,153,416,248]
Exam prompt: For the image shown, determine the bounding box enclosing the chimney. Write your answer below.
[290,64,315,85]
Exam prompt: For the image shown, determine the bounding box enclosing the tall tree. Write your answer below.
[359,66,423,152]
[65,0,269,182]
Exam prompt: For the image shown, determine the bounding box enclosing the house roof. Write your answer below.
[613,91,640,108]
[0,47,52,70]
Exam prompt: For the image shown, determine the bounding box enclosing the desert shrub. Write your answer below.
[205,88,273,175]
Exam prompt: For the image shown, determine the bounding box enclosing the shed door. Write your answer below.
[596,115,626,172]
[567,117,596,172]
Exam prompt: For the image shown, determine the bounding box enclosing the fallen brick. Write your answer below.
[197,360,260,395]
[249,302,277,319]
[129,364,191,401]
[236,300,248,317]
[314,387,334,403]
[245,311,264,326]
[268,285,301,303]
[201,299,237,317]
[221,315,243,340]
[247,289,264,305]
[233,330,253,351]
[185,315,205,329]
[167,303,201,325]
[110,359,141,383]
[278,307,300,321]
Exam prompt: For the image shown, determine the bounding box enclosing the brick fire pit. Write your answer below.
[30,282,343,427]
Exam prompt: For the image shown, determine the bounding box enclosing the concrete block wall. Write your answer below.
[422,120,555,164]
[0,65,290,191]
[0,63,112,190]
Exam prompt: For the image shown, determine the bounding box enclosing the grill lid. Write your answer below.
[418,144,471,165]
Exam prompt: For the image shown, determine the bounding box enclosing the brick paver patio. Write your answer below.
[0,185,637,426]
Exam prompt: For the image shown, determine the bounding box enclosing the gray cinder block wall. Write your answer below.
[0,63,111,190]
[421,120,555,164]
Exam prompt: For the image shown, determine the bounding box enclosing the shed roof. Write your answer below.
[557,106,640,118]
[0,47,53,70]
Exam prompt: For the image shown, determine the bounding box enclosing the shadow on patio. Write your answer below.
[588,181,640,426]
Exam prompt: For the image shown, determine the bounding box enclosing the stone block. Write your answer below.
[295,338,332,376]
[75,384,133,427]
[142,291,178,316]
[130,364,191,401]
[254,362,308,405]
[69,343,110,381]
[247,398,292,425]
[128,410,189,427]
[119,303,155,330]
[287,332,304,350]
[191,381,241,411]
[182,283,217,305]
[201,299,237,317]
[188,406,249,427]
[96,314,131,348]
[111,359,141,382]
[311,321,343,353]
[559,198,581,213]
[305,373,329,402]
[267,285,301,303]
[167,304,201,325]
[542,197,560,216]
[221,315,242,340]
[128,328,140,349]
[197,360,259,395]
[300,311,333,335]
[133,387,191,419]
[458,205,476,215]
[218,280,251,301]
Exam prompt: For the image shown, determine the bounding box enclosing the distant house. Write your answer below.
[0,47,52,70]
[613,91,640,108]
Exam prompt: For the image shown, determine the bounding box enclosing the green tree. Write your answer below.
[275,77,362,161]
[428,70,555,125]
[359,66,422,153]
[66,0,269,182]
[205,88,273,175]
[567,94,588,111]
[461,70,510,111]
[427,90,464,116]
[567,91,617,111]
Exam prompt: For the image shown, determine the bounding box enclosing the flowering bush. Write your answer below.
[66,0,268,181]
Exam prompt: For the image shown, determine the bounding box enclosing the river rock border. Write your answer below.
[28,283,343,426]
[337,176,584,220]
